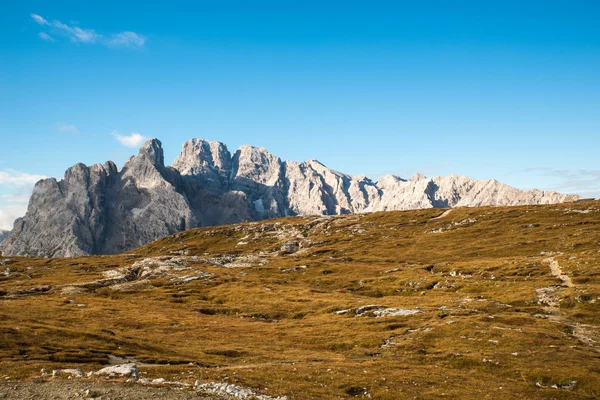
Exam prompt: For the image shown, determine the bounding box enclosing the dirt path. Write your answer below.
[536,257,573,311]
[430,209,453,220]
[543,257,573,288]
[536,257,598,350]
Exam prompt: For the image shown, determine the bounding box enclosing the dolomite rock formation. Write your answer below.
[0,138,580,257]
[2,140,194,257]
[0,230,8,245]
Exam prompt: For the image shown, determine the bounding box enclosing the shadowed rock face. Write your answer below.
[1,139,195,258]
[0,138,580,257]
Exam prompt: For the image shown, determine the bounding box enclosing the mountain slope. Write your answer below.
[0,138,580,257]
[1,201,599,399]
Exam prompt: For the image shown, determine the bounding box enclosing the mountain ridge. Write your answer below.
[0,138,580,257]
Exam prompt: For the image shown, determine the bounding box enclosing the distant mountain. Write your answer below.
[0,138,580,257]
[0,230,8,246]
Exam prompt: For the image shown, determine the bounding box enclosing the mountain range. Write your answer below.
[0,138,579,257]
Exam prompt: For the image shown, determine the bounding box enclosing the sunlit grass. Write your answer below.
[1,201,599,398]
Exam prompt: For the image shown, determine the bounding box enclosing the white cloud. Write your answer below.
[31,13,47,25]
[0,205,27,231]
[54,123,79,134]
[525,167,600,199]
[0,194,31,203]
[0,169,46,230]
[108,31,146,48]
[61,24,100,44]
[112,132,147,148]
[38,32,55,42]
[31,13,100,43]
[0,169,46,186]
[31,13,145,48]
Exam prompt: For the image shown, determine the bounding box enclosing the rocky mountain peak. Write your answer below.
[0,138,581,258]
[232,145,283,187]
[410,173,427,182]
[103,161,119,175]
[173,138,231,177]
[138,138,164,167]
[305,159,327,168]
[377,174,407,187]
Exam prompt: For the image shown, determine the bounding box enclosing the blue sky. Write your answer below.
[0,1,599,229]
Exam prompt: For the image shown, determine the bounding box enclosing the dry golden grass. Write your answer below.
[1,201,600,399]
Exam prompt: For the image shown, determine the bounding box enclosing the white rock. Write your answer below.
[339,305,422,317]
[60,369,84,378]
[372,308,421,317]
[196,381,287,400]
[95,363,138,378]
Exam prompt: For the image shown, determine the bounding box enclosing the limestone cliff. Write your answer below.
[0,138,579,257]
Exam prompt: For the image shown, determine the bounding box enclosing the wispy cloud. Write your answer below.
[0,188,37,230]
[0,169,47,186]
[38,32,55,42]
[31,13,145,48]
[525,167,600,198]
[0,170,47,230]
[0,194,31,203]
[112,132,147,148]
[31,13,100,44]
[31,14,47,25]
[0,205,28,231]
[54,123,79,134]
[107,31,146,48]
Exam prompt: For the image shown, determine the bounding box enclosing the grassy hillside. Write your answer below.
[1,201,600,399]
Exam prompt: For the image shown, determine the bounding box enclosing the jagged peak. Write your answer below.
[2,136,583,258]
[103,161,118,175]
[187,138,231,159]
[356,175,375,183]
[64,161,119,181]
[235,144,272,154]
[64,162,89,175]
[233,144,281,166]
[138,138,164,167]
[173,138,232,175]
[306,159,326,166]
[378,174,407,184]
[185,138,227,147]
[302,159,329,171]
[409,173,427,182]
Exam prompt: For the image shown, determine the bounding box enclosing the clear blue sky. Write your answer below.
[1,1,599,229]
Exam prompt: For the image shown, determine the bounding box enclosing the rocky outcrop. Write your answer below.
[1,139,194,257]
[1,162,117,257]
[0,138,580,257]
[366,174,576,212]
